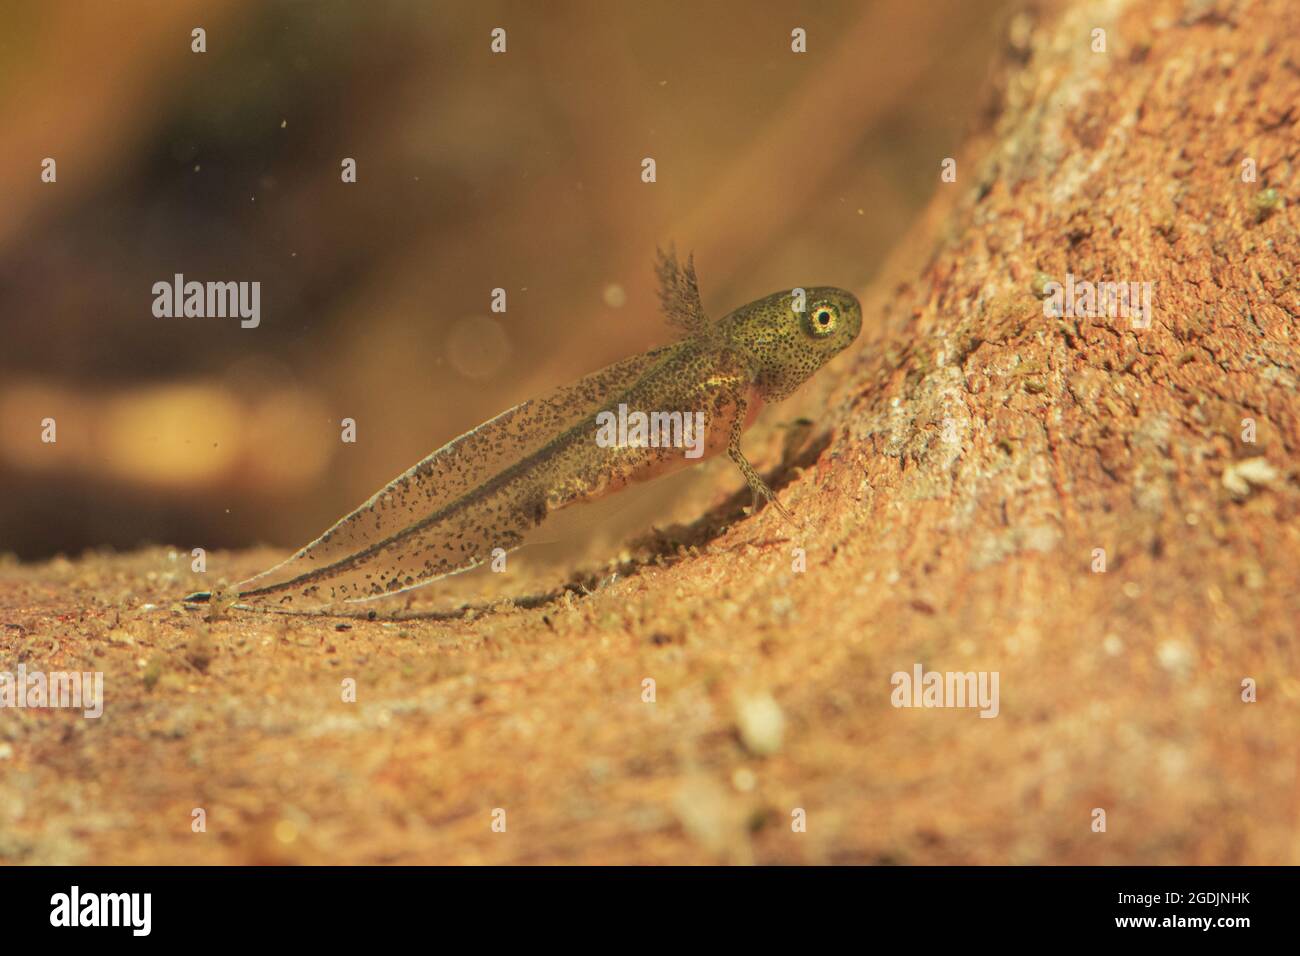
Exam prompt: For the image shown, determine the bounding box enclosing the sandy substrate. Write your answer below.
[1,406,1296,865]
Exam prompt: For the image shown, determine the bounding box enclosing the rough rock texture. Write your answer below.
[2,0,1297,864]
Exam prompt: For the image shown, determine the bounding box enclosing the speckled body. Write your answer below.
[215,260,860,609]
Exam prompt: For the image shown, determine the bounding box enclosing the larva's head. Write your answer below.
[722,286,862,401]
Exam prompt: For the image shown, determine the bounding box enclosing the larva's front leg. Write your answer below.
[724,390,794,523]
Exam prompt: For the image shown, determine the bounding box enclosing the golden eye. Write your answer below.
[810,303,838,337]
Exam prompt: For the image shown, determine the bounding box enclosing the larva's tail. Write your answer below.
[180,344,682,612]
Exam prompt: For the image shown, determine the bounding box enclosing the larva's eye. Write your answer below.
[809,303,838,337]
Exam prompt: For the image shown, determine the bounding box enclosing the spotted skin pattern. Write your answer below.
[198,252,861,609]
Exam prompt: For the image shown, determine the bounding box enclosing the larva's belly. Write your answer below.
[554,388,765,508]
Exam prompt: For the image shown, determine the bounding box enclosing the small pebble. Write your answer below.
[735,692,786,757]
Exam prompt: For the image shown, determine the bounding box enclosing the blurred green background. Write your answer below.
[0,0,1015,560]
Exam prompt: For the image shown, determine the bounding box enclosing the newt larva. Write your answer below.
[186,249,860,610]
